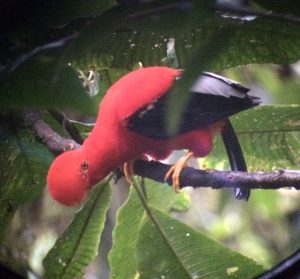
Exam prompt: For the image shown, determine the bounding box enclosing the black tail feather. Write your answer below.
[221,119,250,200]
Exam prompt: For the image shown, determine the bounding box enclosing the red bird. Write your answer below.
[47,67,258,206]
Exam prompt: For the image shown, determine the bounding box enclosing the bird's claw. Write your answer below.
[124,155,149,184]
[164,165,182,192]
[124,161,135,184]
[164,151,194,192]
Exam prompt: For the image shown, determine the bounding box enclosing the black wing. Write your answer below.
[127,72,259,139]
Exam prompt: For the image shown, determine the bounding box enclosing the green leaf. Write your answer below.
[63,0,300,70]
[109,186,144,279]
[0,52,95,114]
[109,179,187,279]
[166,26,235,133]
[43,180,112,279]
[137,207,264,279]
[205,105,300,170]
[0,112,53,241]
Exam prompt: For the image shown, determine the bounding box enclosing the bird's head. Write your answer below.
[47,149,91,206]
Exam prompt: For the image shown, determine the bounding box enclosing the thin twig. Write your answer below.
[125,3,192,20]
[0,34,78,80]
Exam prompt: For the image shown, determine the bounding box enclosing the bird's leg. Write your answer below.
[123,155,149,184]
[164,151,194,192]
[123,161,135,184]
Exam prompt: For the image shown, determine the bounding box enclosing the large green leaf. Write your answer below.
[43,180,112,279]
[0,112,53,241]
[109,186,144,279]
[63,0,300,70]
[137,207,264,279]
[205,105,300,170]
[109,179,189,279]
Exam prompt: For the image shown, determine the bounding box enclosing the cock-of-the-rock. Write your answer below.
[47,66,259,206]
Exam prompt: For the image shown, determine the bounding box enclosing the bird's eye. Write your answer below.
[81,161,89,171]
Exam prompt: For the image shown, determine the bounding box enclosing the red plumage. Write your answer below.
[47,66,256,206]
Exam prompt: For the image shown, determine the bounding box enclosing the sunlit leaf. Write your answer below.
[109,179,187,279]
[137,207,264,279]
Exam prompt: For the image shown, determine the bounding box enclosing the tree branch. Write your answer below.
[25,110,300,191]
[24,109,80,155]
[133,160,300,191]
[47,109,84,144]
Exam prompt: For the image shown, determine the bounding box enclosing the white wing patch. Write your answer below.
[138,99,157,118]
[190,72,249,98]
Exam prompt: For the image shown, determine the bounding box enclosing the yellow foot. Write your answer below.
[123,155,148,184]
[123,161,135,184]
[164,151,194,192]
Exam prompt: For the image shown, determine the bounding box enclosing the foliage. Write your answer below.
[1,1,300,278]
[43,179,112,279]
[0,112,53,241]
[109,181,263,279]
[206,105,300,171]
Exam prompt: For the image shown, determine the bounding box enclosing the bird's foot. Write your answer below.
[164,151,194,192]
[123,161,135,184]
[123,155,149,184]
